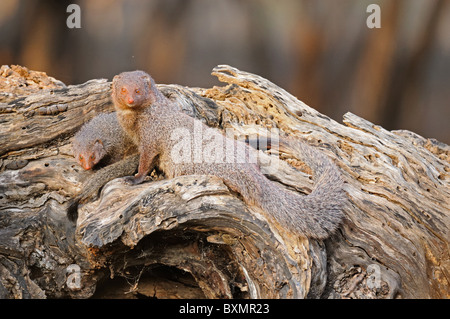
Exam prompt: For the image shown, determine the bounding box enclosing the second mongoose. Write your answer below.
[67,113,139,221]
[112,70,345,239]
[72,112,137,170]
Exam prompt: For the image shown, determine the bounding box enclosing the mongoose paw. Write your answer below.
[123,176,137,185]
[123,175,145,185]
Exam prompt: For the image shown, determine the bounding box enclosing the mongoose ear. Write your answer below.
[111,76,119,91]
[93,139,106,159]
[94,139,104,147]
[112,75,123,88]
[140,74,152,89]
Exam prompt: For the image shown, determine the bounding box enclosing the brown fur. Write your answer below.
[112,71,345,239]
[72,113,137,170]
[68,113,139,221]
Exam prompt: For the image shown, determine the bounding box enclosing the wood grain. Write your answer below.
[0,65,448,298]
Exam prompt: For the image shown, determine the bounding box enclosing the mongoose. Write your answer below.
[72,112,137,170]
[112,70,345,239]
[67,113,139,221]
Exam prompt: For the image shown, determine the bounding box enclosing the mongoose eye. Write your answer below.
[79,155,83,161]
[90,154,94,160]
[121,87,127,94]
[135,89,140,94]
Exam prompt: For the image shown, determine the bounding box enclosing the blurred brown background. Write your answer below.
[0,0,449,143]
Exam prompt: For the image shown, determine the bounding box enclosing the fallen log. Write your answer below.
[0,64,448,299]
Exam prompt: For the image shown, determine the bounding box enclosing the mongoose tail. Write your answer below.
[223,140,345,239]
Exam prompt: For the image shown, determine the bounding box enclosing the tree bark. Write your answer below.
[0,64,448,299]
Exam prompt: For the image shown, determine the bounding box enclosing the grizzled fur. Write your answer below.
[72,113,137,170]
[112,70,345,239]
[68,113,138,221]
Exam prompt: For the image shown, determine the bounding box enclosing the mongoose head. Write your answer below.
[112,71,160,109]
[73,139,106,170]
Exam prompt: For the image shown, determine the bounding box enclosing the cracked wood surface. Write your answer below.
[0,64,449,299]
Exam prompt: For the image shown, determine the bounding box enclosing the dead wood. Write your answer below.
[0,64,448,299]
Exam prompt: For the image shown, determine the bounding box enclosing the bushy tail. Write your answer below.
[67,153,140,222]
[244,140,345,239]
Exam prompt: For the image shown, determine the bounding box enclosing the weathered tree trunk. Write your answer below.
[0,64,448,299]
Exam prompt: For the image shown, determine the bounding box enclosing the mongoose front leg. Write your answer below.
[124,147,158,185]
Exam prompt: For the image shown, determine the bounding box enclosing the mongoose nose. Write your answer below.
[127,97,134,104]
